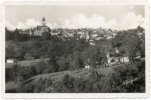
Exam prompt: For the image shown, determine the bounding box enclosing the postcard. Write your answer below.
[1,0,150,99]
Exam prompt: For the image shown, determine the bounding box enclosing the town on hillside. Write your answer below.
[6,17,145,68]
[5,5,145,93]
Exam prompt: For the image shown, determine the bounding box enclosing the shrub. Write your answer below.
[17,66,36,82]
[16,83,34,93]
[63,74,75,89]
[35,61,48,74]
[110,61,145,92]
[5,64,20,82]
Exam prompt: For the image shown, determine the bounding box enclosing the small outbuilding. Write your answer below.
[85,65,91,69]
[6,58,17,64]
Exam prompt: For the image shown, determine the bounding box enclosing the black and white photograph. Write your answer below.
[1,0,150,98]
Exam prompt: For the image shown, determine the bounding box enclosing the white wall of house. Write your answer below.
[115,48,119,53]
[92,34,98,38]
[85,65,91,69]
[106,51,130,65]
[114,58,119,63]
[123,57,129,63]
[7,59,14,63]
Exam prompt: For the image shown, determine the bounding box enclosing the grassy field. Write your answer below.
[27,64,124,83]
[18,58,49,66]
[6,82,19,90]
[6,63,15,68]
[5,63,124,92]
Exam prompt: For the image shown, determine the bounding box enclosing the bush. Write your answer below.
[35,61,48,74]
[62,74,75,89]
[17,66,36,82]
[6,64,37,83]
[16,83,34,93]
[57,57,70,71]
[5,64,20,82]
[110,61,145,92]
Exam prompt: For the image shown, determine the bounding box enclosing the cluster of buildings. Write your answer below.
[7,17,144,69]
[18,17,117,42]
[84,48,130,69]
[18,17,51,36]
[106,48,129,66]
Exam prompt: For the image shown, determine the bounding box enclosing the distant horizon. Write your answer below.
[5,5,145,30]
[5,24,144,32]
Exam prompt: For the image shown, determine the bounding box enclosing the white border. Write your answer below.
[1,0,150,99]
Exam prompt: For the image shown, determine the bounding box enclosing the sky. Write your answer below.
[5,5,145,30]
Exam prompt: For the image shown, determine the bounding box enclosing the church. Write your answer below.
[19,17,51,36]
[32,17,51,36]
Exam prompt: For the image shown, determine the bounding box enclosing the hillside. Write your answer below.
[24,63,123,84]
[5,26,145,93]
[6,63,123,92]
[51,28,117,41]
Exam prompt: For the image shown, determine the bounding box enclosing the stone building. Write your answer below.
[32,17,51,36]
[18,17,51,36]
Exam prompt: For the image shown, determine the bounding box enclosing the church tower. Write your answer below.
[42,17,46,26]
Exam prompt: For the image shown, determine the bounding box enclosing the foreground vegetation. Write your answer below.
[6,60,145,93]
[5,26,145,93]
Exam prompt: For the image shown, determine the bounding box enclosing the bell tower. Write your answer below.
[42,17,46,26]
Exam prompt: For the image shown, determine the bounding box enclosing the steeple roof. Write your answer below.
[42,17,46,21]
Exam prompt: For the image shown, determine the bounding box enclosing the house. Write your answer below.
[85,65,91,69]
[106,48,129,66]
[89,39,95,45]
[84,59,91,69]
[96,37,103,40]
[92,34,98,38]
[6,58,17,64]
[121,56,129,63]
[51,32,60,36]
[89,42,95,45]
[18,29,32,35]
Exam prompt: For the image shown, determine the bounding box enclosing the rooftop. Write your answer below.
[42,17,46,21]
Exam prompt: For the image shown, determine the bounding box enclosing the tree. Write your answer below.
[34,78,45,93]
[112,30,143,63]
[21,34,30,41]
[74,38,89,52]
[58,56,70,71]
[6,27,13,40]
[112,31,125,48]
[35,61,48,74]
[137,26,144,32]
[13,28,22,41]
[62,74,75,89]
[42,31,51,40]
[6,47,16,59]
[124,33,142,63]
[140,40,145,57]
[73,51,84,69]
[86,46,106,68]
[47,54,59,72]
[9,64,20,81]
[90,46,100,67]
[15,46,26,60]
